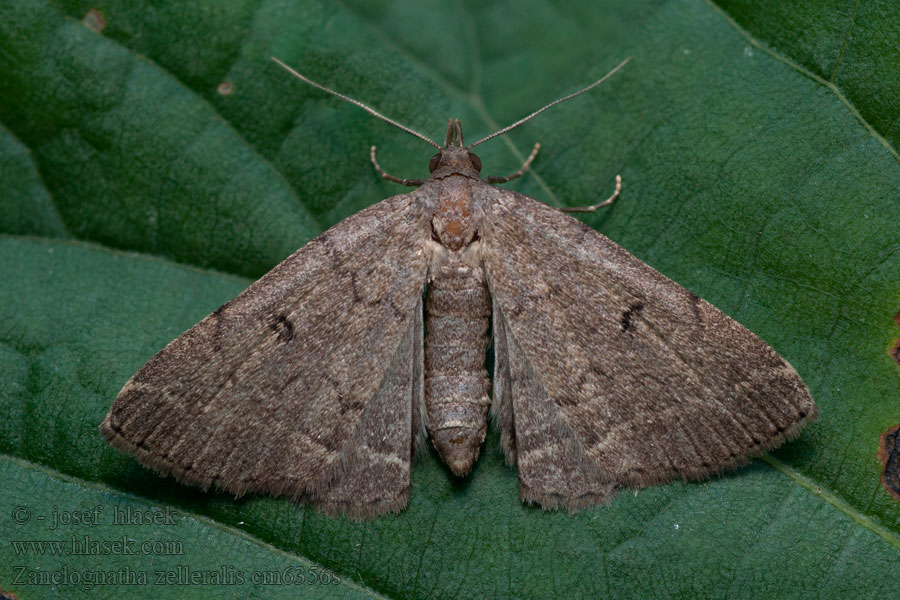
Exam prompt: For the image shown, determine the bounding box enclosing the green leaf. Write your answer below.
[1,0,898,598]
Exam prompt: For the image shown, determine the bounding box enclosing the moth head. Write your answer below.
[427,119,483,180]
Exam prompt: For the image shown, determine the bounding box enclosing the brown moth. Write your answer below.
[100,58,817,518]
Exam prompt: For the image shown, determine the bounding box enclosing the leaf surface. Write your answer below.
[1,0,898,598]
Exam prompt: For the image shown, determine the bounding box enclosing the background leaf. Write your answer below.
[1,0,898,598]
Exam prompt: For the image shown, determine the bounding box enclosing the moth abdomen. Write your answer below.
[424,268,491,476]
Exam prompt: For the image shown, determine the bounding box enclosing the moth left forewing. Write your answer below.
[480,187,817,504]
[314,297,424,517]
[101,190,432,517]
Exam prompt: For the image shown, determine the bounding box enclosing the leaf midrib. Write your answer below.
[707,0,900,165]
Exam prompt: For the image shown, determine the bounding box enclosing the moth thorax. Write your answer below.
[432,177,477,251]
[424,265,491,476]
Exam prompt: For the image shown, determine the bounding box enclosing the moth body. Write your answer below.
[423,133,492,476]
[423,261,491,476]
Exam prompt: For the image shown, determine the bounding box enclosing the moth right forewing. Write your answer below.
[493,304,619,510]
[480,188,816,494]
[489,294,516,465]
[101,190,432,503]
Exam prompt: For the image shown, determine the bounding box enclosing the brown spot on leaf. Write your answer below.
[82,8,106,33]
[878,423,900,501]
[890,309,900,367]
[217,81,234,96]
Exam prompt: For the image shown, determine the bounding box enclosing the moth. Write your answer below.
[101,58,817,518]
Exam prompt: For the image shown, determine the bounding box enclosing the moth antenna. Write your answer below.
[467,57,631,150]
[272,57,442,150]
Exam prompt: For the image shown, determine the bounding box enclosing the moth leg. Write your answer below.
[485,142,541,184]
[561,174,622,213]
[370,146,426,186]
